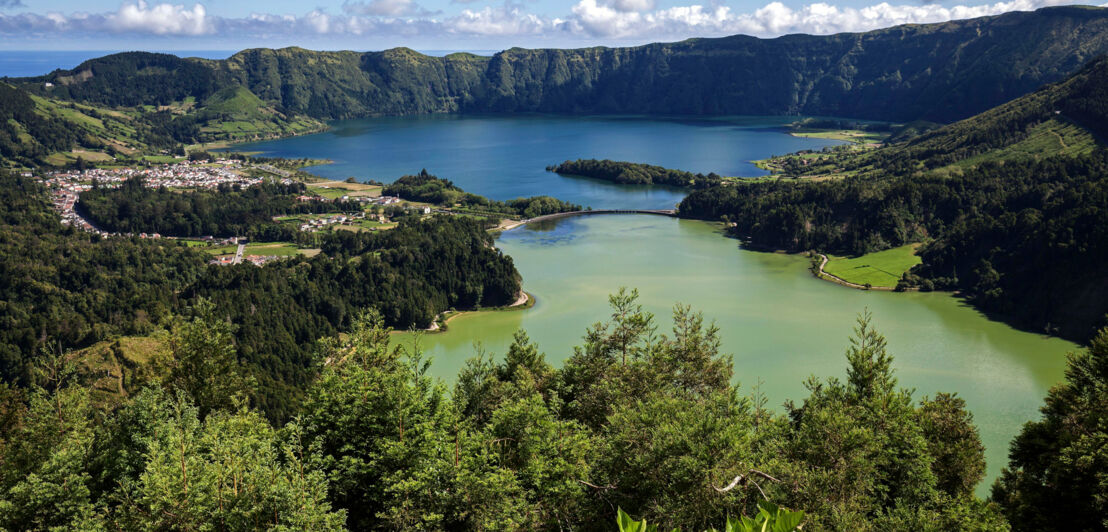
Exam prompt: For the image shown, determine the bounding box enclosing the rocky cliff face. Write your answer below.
[23,6,1108,123]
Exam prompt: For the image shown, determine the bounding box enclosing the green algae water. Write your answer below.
[247,115,1075,495]
[398,215,1073,494]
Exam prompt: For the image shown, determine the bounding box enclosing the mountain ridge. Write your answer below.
[13,5,1108,126]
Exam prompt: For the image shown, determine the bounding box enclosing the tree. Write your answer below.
[917,393,986,498]
[161,298,253,418]
[992,327,1108,531]
[785,312,939,529]
[557,287,657,428]
[483,394,592,528]
[0,350,103,531]
[454,330,554,428]
[598,391,773,530]
[113,392,345,530]
[845,309,895,401]
[297,310,455,529]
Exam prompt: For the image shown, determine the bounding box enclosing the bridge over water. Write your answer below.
[517,209,677,227]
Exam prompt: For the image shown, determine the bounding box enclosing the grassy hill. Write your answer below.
[0,82,158,168]
[0,79,324,167]
[70,335,167,408]
[194,85,325,142]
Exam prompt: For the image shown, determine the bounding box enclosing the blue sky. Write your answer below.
[0,0,1103,51]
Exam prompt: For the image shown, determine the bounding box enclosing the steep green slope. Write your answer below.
[678,57,1108,341]
[15,6,1108,125]
[853,54,1108,173]
[0,78,325,166]
[466,6,1108,122]
[216,6,1108,122]
[193,85,326,142]
[216,47,488,118]
[0,83,80,165]
[0,82,178,167]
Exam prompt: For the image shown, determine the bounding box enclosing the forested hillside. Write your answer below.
[679,56,1108,341]
[847,54,1108,173]
[0,80,324,167]
[0,83,80,164]
[0,172,521,420]
[14,6,1108,126]
[1,287,1049,530]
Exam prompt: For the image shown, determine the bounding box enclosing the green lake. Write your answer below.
[397,215,1072,494]
[241,115,1077,494]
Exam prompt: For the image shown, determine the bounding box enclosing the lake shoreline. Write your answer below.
[397,290,536,335]
[812,253,901,292]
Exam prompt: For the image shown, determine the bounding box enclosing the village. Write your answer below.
[35,159,425,267]
[41,158,288,238]
[40,158,279,191]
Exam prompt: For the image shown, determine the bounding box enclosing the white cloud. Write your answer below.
[0,1,213,36]
[566,0,1077,38]
[0,0,1094,42]
[106,1,211,35]
[343,0,437,17]
[449,3,551,35]
[605,0,657,12]
[302,10,332,33]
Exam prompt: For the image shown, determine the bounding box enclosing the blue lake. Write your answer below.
[235,114,842,210]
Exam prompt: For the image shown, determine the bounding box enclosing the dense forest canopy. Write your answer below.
[78,178,359,237]
[549,159,723,189]
[9,286,1088,530]
[0,172,521,420]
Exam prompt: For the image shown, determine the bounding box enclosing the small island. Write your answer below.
[386,169,581,219]
[547,159,725,189]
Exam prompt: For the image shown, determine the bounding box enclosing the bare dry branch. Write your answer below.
[749,478,769,500]
[715,474,745,493]
[750,469,781,483]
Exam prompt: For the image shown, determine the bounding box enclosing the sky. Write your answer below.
[0,0,1105,51]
